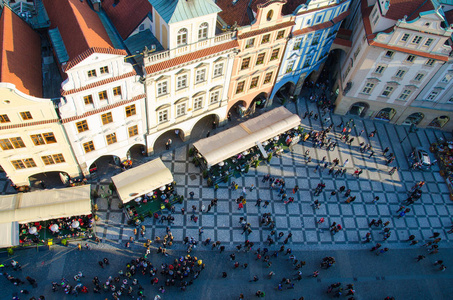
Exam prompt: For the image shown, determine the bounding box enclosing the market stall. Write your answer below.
[112,158,180,221]
[0,221,19,248]
[0,185,93,247]
[192,107,302,184]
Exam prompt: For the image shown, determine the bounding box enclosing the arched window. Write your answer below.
[177,28,188,46]
[198,22,208,40]
[267,10,273,21]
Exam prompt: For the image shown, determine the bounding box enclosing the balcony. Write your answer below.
[144,32,236,67]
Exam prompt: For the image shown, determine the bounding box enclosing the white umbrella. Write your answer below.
[273,136,279,141]
[263,141,269,146]
[135,197,142,203]
[29,227,37,234]
[219,161,225,166]
[159,186,166,191]
[71,221,80,229]
[50,224,59,232]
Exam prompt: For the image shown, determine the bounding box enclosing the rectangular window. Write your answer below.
[99,90,108,100]
[276,30,285,40]
[113,86,122,97]
[210,90,220,104]
[0,114,10,123]
[398,89,412,101]
[84,95,93,105]
[125,105,136,117]
[427,91,439,101]
[406,55,416,62]
[236,81,245,94]
[83,141,95,153]
[213,63,224,77]
[0,139,13,150]
[381,86,394,97]
[384,50,394,58]
[23,158,36,168]
[20,111,32,120]
[106,133,117,145]
[414,73,424,81]
[87,69,96,78]
[256,53,265,65]
[195,69,206,83]
[286,61,295,73]
[177,75,188,89]
[10,137,25,148]
[245,38,255,48]
[261,34,270,44]
[270,48,280,60]
[401,33,410,42]
[441,74,452,83]
[42,132,56,144]
[176,103,186,117]
[101,112,113,125]
[264,72,273,84]
[158,110,168,123]
[76,120,89,133]
[293,37,302,50]
[312,33,320,44]
[412,36,422,44]
[250,76,259,89]
[241,58,250,70]
[193,96,203,110]
[426,59,435,66]
[30,134,45,146]
[41,155,55,165]
[395,70,406,78]
[374,65,385,74]
[425,38,433,46]
[52,153,65,164]
[100,66,109,74]
[12,160,26,170]
[128,125,138,137]
[316,15,322,23]
[362,83,375,94]
[157,82,168,96]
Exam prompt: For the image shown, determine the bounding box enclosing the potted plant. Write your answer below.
[92,190,99,199]
[254,160,260,168]
[207,178,213,187]
[109,183,115,192]
[61,239,68,246]
[178,195,184,204]
[223,175,229,183]
[267,153,273,163]
[245,164,250,173]
[7,247,14,256]
[189,147,195,157]
[202,170,208,178]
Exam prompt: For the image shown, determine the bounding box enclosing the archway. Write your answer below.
[375,108,396,122]
[402,112,424,126]
[273,82,295,105]
[89,155,121,180]
[153,128,186,153]
[348,102,369,118]
[251,92,268,110]
[127,144,146,162]
[28,171,69,189]
[190,114,220,141]
[227,100,247,119]
[428,116,450,128]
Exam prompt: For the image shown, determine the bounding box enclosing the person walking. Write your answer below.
[416,255,426,262]
[376,247,389,256]
[342,159,349,168]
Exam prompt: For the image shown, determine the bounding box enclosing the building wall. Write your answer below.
[0,84,81,186]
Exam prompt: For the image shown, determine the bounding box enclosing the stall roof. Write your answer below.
[0,221,19,248]
[0,185,92,224]
[193,107,301,167]
[112,158,174,204]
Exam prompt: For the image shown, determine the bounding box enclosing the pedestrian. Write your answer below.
[369,151,374,158]
[383,147,389,155]
[329,191,337,199]
[342,159,349,167]
[430,232,440,239]
[372,196,380,203]
[189,191,195,199]
[222,272,227,278]
[255,198,262,207]
[434,260,443,266]
[416,255,426,262]
[263,201,270,208]
[376,247,389,256]
[439,265,447,271]
[410,240,418,246]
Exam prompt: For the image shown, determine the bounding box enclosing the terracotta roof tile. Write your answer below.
[145,40,239,75]
[101,0,152,40]
[216,0,253,26]
[42,0,113,63]
[61,71,136,95]
[61,94,146,123]
[63,47,128,71]
[0,7,42,97]
[445,9,453,25]
[385,0,435,21]
[333,37,352,47]
[281,0,307,16]
[238,21,295,39]
[0,119,59,131]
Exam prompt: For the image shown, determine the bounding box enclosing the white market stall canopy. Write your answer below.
[112,158,174,204]
[0,221,19,248]
[0,185,92,224]
[193,107,301,167]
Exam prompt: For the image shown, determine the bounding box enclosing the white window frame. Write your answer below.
[414,73,424,81]
[177,28,188,46]
[158,109,169,123]
[362,82,375,94]
[427,91,439,101]
[412,36,422,44]
[177,75,188,90]
[384,50,394,58]
[195,69,206,84]
[426,59,435,66]
[424,38,433,46]
[209,90,220,104]
[441,74,452,83]
[401,33,410,42]
[381,86,394,97]
[213,63,224,77]
[374,65,385,74]
[406,55,416,62]
[198,22,208,40]
[193,96,203,110]
[286,60,295,73]
[176,103,186,117]
[395,70,406,78]
[398,89,412,101]
[157,81,168,96]
[293,37,303,50]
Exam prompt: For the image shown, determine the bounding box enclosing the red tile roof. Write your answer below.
[61,94,146,123]
[101,0,152,40]
[63,47,128,72]
[445,9,453,25]
[384,0,435,21]
[61,71,136,95]
[0,7,42,97]
[238,21,295,39]
[145,40,239,75]
[0,119,59,130]
[216,0,253,26]
[42,0,113,64]
[333,37,352,47]
[281,0,307,16]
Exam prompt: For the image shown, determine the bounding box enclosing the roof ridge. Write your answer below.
[63,47,128,71]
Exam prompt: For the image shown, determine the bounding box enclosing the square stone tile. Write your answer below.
[346,230,359,242]
[356,217,369,229]
[275,216,288,228]
[359,181,371,190]
[290,230,304,242]
[217,215,231,228]
[346,181,359,190]
[417,217,431,228]
[332,231,345,242]
[377,205,390,216]
[327,204,340,216]
[303,217,316,228]
[365,205,378,215]
[404,218,419,229]
[428,218,441,228]
[289,216,301,228]
[217,229,231,242]
[216,201,231,213]
[371,181,383,191]
[201,214,215,227]
[305,230,318,242]
[340,204,353,216]
[436,205,449,216]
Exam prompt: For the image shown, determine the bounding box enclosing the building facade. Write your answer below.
[335,0,453,130]
[271,0,351,101]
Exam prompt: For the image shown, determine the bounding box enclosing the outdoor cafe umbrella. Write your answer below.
[50,224,59,232]
[71,221,80,229]
[29,227,37,234]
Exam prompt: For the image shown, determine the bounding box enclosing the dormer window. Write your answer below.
[412,36,422,44]
[198,22,208,40]
[401,34,410,42]
[87,69,97,78]
[100,66,109,74]
[177,28,188,46]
